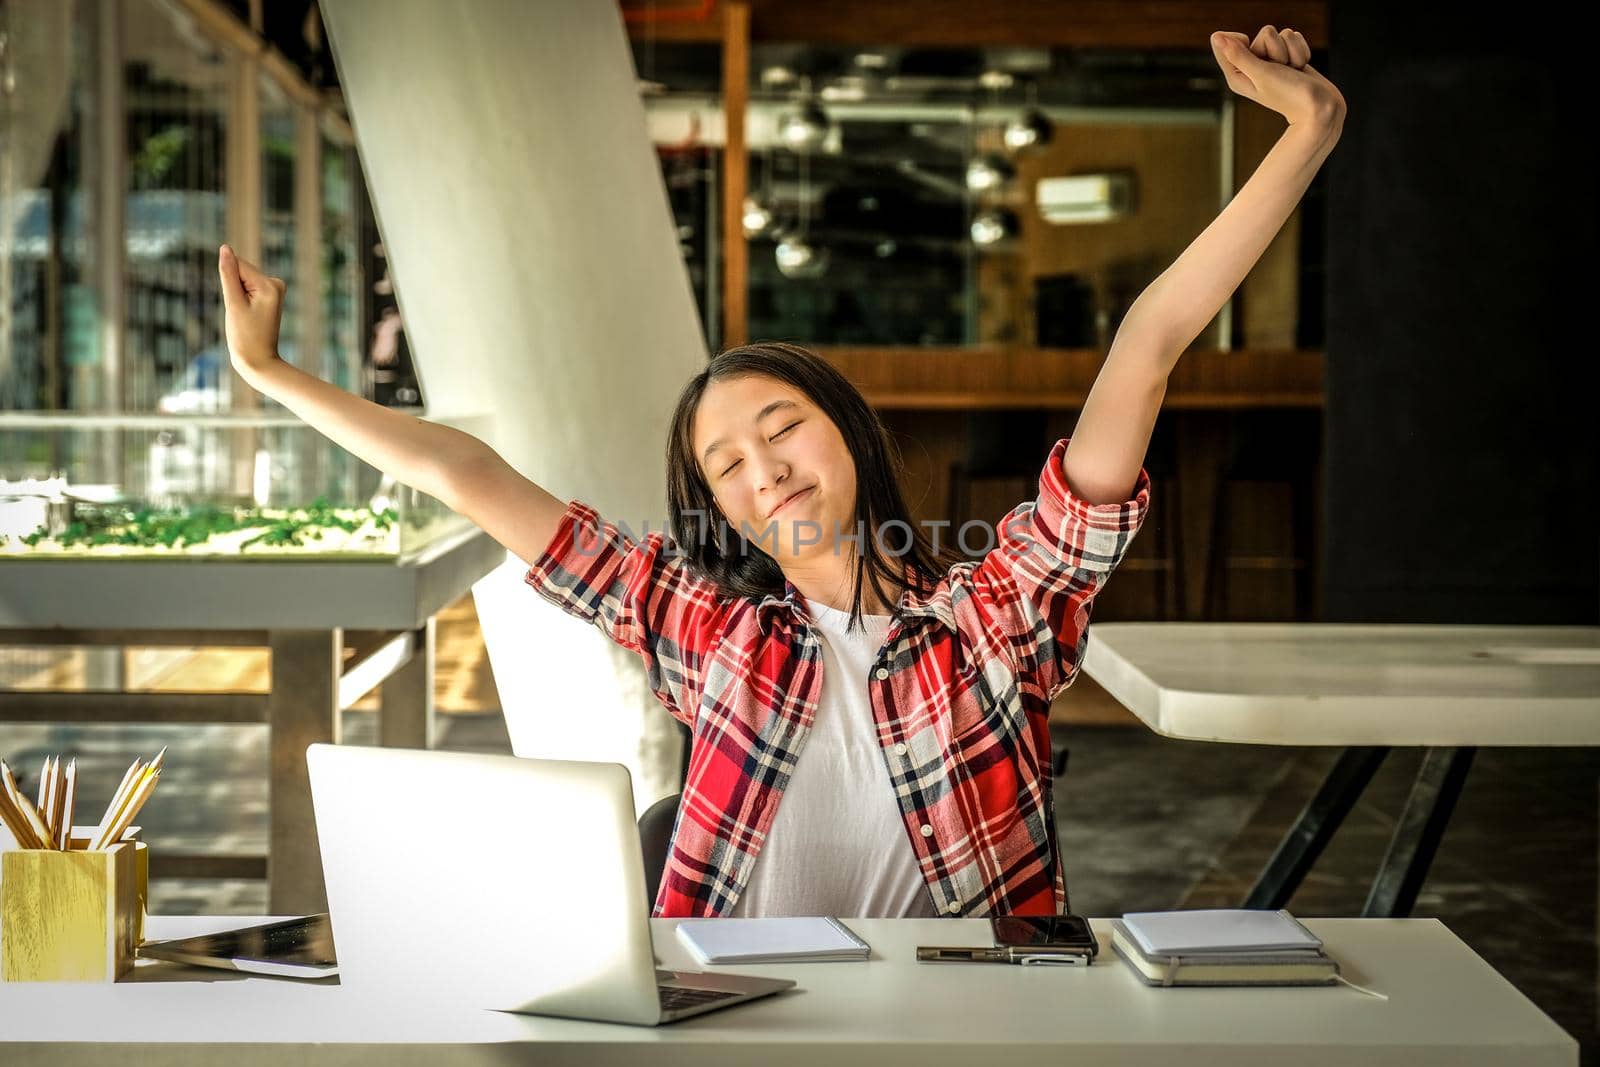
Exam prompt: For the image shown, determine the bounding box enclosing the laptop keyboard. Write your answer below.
[658,984,741,1013]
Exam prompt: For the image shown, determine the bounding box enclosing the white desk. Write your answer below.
[1082,623,1600,915]
[0,915,1576,1066]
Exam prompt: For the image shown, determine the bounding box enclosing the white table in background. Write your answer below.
[1082,623,1600,916]
[0,915,1576,1066]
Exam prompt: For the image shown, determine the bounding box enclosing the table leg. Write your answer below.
[1361,746,1476,918]
[378,618,435,749]
[267,629,342,914]
[1243,746,1389,909]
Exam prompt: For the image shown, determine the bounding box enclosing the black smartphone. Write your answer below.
[990,915,1098,958]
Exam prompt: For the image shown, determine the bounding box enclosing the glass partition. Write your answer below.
[320,132,362,395]
[123,0,230,412]
[0,2,97,411]
[0,411,490,559]
[634,41,1236,350]
[1,0,394,420]
[259,74,299,376]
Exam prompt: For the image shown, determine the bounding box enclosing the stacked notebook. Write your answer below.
[1111,909,1339,987]
[675,917,871,965]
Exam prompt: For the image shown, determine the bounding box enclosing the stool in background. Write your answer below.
[948,413,1186,619]
[1203,410,1320,621]
[947,411,1051,531]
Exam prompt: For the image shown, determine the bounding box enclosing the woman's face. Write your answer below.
[691,373,858,562]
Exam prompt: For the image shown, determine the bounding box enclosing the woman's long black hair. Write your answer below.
[666,341,963,634]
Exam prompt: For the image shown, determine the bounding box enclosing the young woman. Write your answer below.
[219,26,1344,919]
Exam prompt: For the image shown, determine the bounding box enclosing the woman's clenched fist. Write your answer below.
[1210,26,1346,131]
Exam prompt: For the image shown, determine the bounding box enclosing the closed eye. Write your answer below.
[719,422,800,478]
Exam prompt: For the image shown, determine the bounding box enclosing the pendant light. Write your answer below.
[743,143,776,239]
[1003,81,1054,151]
[775,125,828,279]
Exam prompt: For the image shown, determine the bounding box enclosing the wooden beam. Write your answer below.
[0,692,269,723]
[0,629,269,647]
[621,0,723,43]
[720,2,750,349]
[624,2,1327,48]
[149,854,269,880]
[743,1,1327,47]
[815,345,1323,409]
[337,629,414,712]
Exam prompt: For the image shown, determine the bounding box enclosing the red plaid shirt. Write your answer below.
[526,437,1150,918]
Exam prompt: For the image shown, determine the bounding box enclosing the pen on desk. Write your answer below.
[916,945,1094,965]
[916,946,1012,963]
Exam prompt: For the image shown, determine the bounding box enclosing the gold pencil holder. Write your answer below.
[1,842,140,982]
[62,827,148,947]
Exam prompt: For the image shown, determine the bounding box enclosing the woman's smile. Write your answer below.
[770,485,815,518]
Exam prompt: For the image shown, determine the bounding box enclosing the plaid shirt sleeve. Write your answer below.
[968,437,1152,702]
[523,500,725,729]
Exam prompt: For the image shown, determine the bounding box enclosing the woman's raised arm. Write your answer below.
[1062,25,1345,506]
[218,244,568,565]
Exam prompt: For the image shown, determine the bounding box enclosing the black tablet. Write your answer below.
[137,913,338,978]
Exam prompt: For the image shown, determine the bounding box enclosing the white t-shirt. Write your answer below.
[729,595,939,918]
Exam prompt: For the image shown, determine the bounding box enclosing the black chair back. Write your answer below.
[637,792,681,910]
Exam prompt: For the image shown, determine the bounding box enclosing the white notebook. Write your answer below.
[1120,909,1323,956]
[675,917,871,964]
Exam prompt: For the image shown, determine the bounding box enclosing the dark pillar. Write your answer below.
[1323,5,1596,623]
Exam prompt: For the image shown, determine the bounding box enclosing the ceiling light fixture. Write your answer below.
[965,154,1014,193]
[760,65,797,88]
[1003,81,1054,151]
[778,100,830,151]
[970,208,1018,247]
[775,235,827,277]
[1003,110,1053,150]
[742,196,774,239]
[776,114,828,279]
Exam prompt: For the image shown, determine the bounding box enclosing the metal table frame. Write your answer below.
[1241,745,1478,917]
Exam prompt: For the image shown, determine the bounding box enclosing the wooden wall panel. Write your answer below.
[1011,123,1223,351]
[816,346,1322,409]
[1235,100,1301,348]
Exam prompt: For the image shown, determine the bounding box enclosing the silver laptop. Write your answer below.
[305,743,794,1024]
